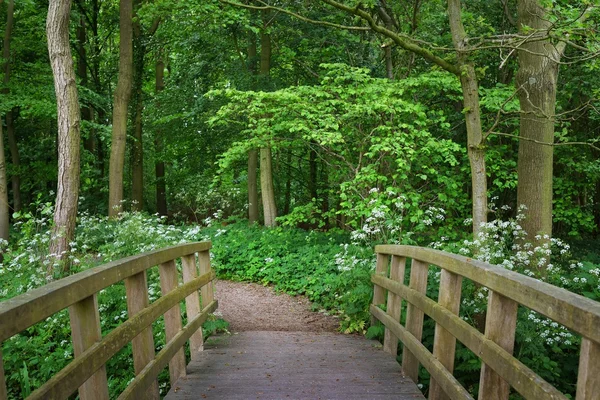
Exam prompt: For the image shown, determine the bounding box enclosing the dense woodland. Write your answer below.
[1,0,600,398]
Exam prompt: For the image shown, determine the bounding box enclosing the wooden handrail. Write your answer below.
[0,241,217,400]
[372,245,600,400]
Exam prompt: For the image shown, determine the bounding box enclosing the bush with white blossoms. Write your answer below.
[349,187,447,245]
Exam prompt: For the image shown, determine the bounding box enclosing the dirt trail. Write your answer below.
[213,280,339,333]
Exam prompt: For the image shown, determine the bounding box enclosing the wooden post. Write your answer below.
[124,271,159,399]
[383,255,405,355]
[576,338,600,399]
[401,259,428,383]
[159,259,186,386]
[0,349,7,400]
[372,253,389,327]
[68,294,109,400]
[429,269,462,400]
[198,250,214,307]
[182,254,204,359]
[478,291,518,400]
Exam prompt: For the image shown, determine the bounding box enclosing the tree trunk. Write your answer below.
[515,0,560,242]
[309,145,317,200]
[2,0,20,213]
[108,0,134,217]
[447,0,487,237]
[47,0,82,273]
[131,26,145,211]
[259,9,277,227]
[260,147,277,227]
[0,120,9,246]
[154,56,167,216]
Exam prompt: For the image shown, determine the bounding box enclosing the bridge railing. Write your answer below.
[0,241,217,400]
[371,245,600,400]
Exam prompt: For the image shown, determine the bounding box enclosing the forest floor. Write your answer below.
[214,280,339,332]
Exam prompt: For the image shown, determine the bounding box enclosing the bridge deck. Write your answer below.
[165,331,424,400]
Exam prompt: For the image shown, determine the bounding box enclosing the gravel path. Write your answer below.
[214,280,339,333]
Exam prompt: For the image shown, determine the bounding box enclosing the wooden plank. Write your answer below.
[164,331,424,400]
[429,269,462,400]
[181,254,204,357]
[478,291,518,400]
[198,250,214,307]
[119,301,218,400]
[371,306,472,400]
[401,259,428,383]
[159,260,187,386]
[0,241,211,342]
[26,271,215,400]
[0,349,7,400]
[371,253,389,326]
[375,245,600,344]
[383,255,405,356]
[576,338,600,400]
[68,294,109,400]
[372,274,566,399]
[124,271,159,400]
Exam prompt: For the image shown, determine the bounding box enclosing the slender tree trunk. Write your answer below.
[259,9,277,227]
[515,0,560,242]
[247,27,259,224]
[260,147,277,227]
[0,120,9,246]
[2,0,20,213]
[47,0,82,273]
[108,0,134,217]
[154,56,167,216]
[447,0,487,237]
[131,26,145,211]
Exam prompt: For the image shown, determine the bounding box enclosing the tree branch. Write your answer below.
[219,0,370,31]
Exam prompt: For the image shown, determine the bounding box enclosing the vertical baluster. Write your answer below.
[0,349,7,400]
[198,250,214,307]
[478,291,517,400]
[68,294,109,400]
[372,253,389,327]
[429,269,462,400]
[159,259,186,385]
[576,338,600,399]
[401,259,428,383]
[182,254,204,359]
[383,255,405,355]
[124,271,159,399]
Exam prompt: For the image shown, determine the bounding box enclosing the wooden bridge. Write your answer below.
[0,242,599,399]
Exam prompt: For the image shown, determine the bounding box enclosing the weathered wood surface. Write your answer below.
[165,331,425,400]
[0,241,211,342]
[375,245,600,344]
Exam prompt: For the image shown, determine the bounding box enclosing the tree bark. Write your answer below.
[259,9,277,227]
[108,0,134,217]
[47,0,82,273]
[515,0,560,242]
[260,147,277,227]
[2,0,20,213]
[447,0,487,236]
[154,56,167,217]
